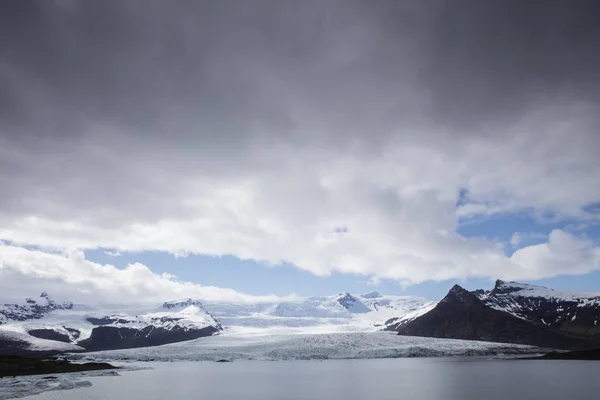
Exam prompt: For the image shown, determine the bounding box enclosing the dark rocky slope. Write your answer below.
[78,324,220,351]
[27,329,73,343]
[477,280,600,338]
[397,285,596,350]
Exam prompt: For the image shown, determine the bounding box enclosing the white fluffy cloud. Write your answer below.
[1,107,599,290]
[510,230,600,279]
[0,242,296,304]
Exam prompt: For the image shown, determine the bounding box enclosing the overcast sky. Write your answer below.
[1,0,600,303]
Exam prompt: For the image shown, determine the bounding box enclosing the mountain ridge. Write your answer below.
[0,292,73,324]
[396,282,600,350]
[0,294,223,355]
[3,281,599,355]
[476,280,600,338]
[0,291,431,355]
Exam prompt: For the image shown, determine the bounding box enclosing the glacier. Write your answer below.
[72,331,543,363]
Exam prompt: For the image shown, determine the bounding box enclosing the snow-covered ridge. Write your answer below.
[336,292,370,313]
[0,294,223,354]
[1,291,434,332]
[89,304,222,331]
[0,292,73,324]
[475,280,600,336]
[203,292,435,332]
[477,280,600,315]
[162,299,205,310]
[484,280,600,303]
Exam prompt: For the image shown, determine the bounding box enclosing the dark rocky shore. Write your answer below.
[0,355,118,378]
[523,349,600,360]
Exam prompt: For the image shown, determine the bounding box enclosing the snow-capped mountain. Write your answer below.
[202,292,435,332]
[0,292,73,324]
[0,294,222,355]
[391,280,600,350]
[336,292,370,313]
[395,284,593,350]
[476,280,600,337]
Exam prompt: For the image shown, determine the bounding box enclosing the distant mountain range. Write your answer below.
[0,293,223,356]
[200,291,433,331]
[1,280,599,355]
[0,291,431,355]
[394,280,600,350]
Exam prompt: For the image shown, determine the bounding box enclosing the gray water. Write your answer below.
[20,358,600,400]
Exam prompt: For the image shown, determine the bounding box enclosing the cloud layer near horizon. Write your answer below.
[1,1,600,293]
[0,242,297,303]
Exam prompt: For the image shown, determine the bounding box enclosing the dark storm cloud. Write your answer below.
[2,0,599,142]
[1,0,600,216]
[0,0,596,220]
[416,0,600,129]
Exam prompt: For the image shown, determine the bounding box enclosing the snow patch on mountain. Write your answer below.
[481,280,600,304]
[477,280,600,316]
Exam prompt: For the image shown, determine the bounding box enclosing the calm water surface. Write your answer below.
[23,358,600,400]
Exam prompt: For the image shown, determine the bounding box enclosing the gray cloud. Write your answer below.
[414,0,600,129]
[1,0,600,285]
[3,1,599,141]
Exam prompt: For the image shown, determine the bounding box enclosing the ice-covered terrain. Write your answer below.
[203,291,435,332]
[0,368,130,400]
[1,301,220,340]
[0,291,435,353]
[73,331,542,363]
[0,329,83,353]
[0,294,222,353]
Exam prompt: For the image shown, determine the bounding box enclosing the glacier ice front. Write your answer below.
[75,331,543,363]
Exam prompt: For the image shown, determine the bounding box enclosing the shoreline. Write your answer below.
[0,355,118,378]
[520,348,600,361]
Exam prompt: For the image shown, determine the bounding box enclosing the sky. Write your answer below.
[1,0,600,304]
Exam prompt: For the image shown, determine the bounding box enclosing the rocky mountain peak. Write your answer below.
[441,285,480,305]
[0,292,73,324]
[490,280,532,295]
[336,292,370,313]
[162,298,205,310]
